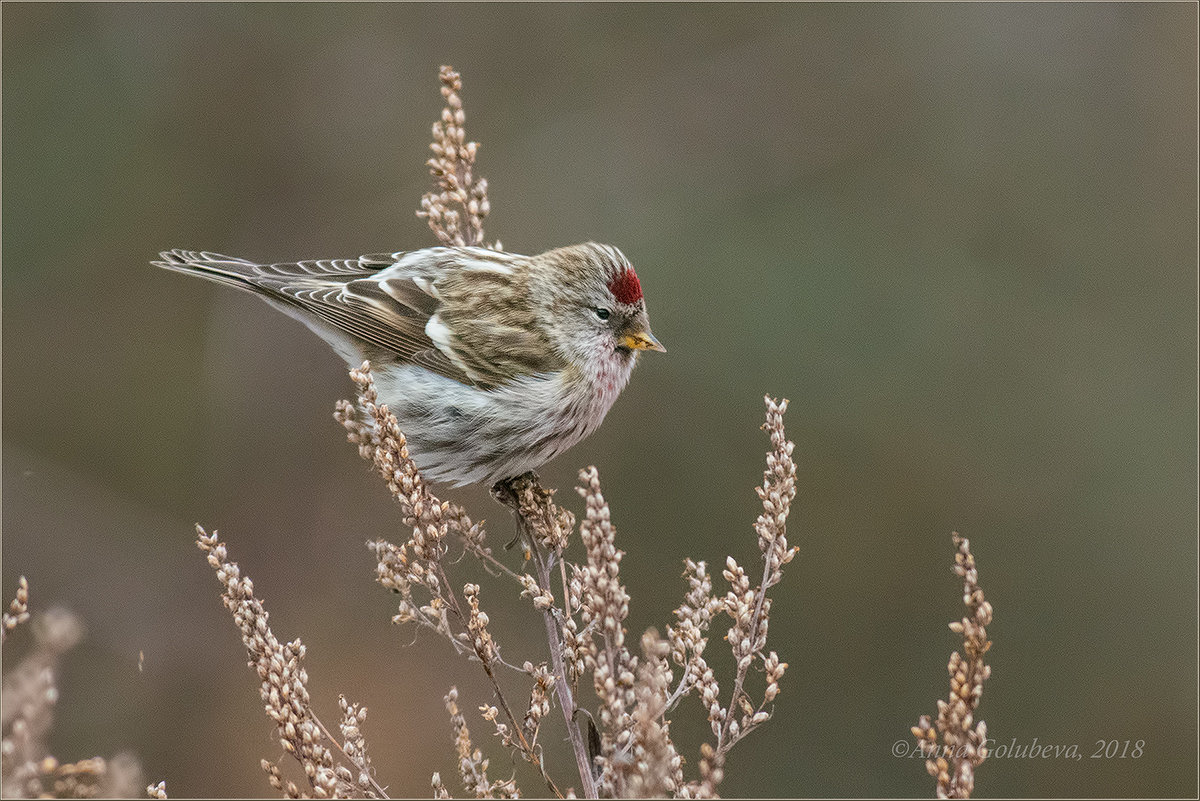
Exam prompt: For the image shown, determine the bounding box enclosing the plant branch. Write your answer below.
[435,563,565,799]
[492,474,598,800]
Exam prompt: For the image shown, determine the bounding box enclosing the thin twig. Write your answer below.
[494,477,599,800]
[437,562,565,799]
[311,712,390,799]
[534,544,597,799]
[717,548,775,755]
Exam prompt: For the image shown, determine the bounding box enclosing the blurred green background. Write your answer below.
[3,3,1196,797]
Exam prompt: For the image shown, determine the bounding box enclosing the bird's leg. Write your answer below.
[491,471,549,550]
[491,472,526,549]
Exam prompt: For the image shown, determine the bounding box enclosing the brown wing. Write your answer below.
[430,263,569,386]
[156,248,571,388]
[155,249,479,385]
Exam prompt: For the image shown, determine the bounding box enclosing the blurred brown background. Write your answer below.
[3,3,1196,797]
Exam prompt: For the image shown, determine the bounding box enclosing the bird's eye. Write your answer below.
[594,308,611,321]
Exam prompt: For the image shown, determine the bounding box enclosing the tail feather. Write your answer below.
[151,248,445,374]
[153,249,273,293]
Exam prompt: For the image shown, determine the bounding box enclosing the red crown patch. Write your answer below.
[608,268,642,305]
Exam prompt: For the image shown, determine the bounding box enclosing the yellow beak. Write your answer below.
[620,329,666,353]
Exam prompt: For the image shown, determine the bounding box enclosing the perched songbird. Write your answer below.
[154,243,664,486]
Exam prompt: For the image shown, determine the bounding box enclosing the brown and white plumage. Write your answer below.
[154,243,663,486]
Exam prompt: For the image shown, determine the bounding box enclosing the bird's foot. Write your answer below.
[491,471,571,552]
[491,472,544,549]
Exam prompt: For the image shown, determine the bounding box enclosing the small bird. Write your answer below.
[154,243,664,486]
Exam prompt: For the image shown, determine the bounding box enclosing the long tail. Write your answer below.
[153,248,385,298]
[152,249,280,294]
[152,249,435,367]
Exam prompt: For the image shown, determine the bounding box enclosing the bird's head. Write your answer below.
[532,243,665,370]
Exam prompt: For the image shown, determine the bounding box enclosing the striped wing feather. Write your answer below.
[155,248,563,389]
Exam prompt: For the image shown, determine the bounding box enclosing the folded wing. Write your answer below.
[154,248,563,389]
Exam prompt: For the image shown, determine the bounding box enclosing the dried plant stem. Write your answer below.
[439,542,565,796]
[912,533,993,799]
[311,709,389,799]
[535,547,597,800]
[196,525,383,799]
[493,666,563,798]
[430,557,563,797]
[709,398,796,763]
[717,551,772,756]
[493,475,598,800]
[1,584,148,799]
[465,594,565,799]
[462,543,529,587]
[418,66,494,249]
[2,577,30,641]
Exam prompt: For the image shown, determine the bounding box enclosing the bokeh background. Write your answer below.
[3,3,1196,797]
